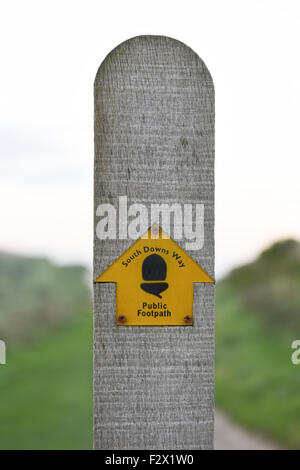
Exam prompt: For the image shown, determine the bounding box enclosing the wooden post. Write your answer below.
[94,36,214,450]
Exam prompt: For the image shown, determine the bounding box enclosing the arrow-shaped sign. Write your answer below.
[95,225,214,326]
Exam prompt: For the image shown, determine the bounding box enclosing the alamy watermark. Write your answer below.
[0,340,6,365]
[95,196,205,251]
[291,340,300,365]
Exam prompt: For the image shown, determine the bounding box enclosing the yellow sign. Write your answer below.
[95,225,214,326]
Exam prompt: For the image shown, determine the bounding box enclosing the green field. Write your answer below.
[0,312,93,450]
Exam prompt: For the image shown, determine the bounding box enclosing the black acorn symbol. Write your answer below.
[140,254,169,299]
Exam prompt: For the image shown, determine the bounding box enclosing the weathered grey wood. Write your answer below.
[94,35,214,450]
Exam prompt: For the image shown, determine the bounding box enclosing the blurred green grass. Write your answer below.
[216,240,300,449]
[0,312,93,450]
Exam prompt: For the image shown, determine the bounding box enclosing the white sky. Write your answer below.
[0,0,300,278]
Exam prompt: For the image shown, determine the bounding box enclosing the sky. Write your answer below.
[0,0,300,278]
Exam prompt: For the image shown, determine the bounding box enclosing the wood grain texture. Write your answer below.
[94,35,214,450]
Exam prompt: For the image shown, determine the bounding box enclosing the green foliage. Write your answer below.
[224,239,300,330]
[0,252,91,345]
[216,239,300,449]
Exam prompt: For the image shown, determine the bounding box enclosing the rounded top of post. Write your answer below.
[94,35,214,91]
